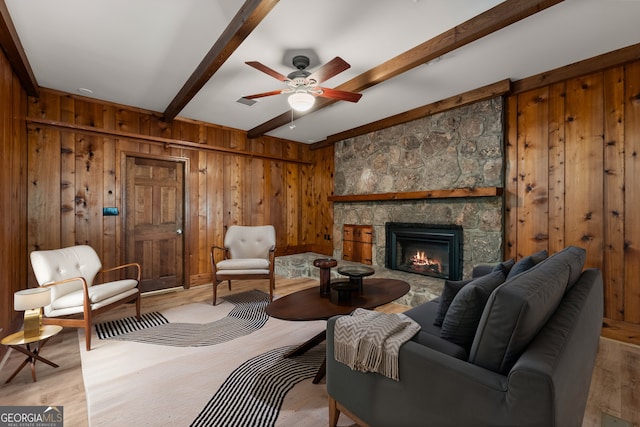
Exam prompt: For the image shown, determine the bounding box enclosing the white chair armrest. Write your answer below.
[100,262,141,283]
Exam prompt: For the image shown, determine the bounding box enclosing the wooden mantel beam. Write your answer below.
[328,187,503,203]
[247,0,564,139]
[0,0,39,96]
[163,0,279,122]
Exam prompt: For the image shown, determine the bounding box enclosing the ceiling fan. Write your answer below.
[241,55,362,112]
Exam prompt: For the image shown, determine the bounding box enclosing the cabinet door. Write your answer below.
[359,227,373,244]
[343,225,354,242]
[361,243,373,265]
[343,240,354,261]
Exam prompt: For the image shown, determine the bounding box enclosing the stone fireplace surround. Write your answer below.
[331,97,505,306]
[276,97,504,307]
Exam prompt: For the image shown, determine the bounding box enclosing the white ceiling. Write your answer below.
[6,0,640,143]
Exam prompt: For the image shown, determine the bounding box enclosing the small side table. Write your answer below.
[313,258,338,296]
[337,265,375,293]
[1,325,62,383]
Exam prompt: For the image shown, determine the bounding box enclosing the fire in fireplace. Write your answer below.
[385,222,463,280]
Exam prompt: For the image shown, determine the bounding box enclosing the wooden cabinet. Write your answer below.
[343,225,373,265]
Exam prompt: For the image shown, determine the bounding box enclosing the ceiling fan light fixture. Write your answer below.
[288,91,315,112]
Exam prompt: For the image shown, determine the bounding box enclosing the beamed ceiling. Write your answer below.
[2,0,640,143]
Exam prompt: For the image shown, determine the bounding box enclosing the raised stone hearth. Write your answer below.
[275,253,443,307]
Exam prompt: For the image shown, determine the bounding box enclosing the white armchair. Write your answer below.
[30,245,141,350]
[210,225,276,305]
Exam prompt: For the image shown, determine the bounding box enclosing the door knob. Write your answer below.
[176,228,183,235]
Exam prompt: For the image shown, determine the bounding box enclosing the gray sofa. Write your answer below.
[326,246,603,427]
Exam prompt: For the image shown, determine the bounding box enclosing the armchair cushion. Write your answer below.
[50,279,139,310]
[216,258,270,270]
[216,269,270,276]
[224,225,276,260]
[31,245,103,301]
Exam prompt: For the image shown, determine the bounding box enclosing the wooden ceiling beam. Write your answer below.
[247,0,564,139]
[162,0,279,122]
[0,0,38,96]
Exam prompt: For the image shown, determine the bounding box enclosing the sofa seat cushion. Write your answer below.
[50,279,138,310]
[439,270,506,350]
[468,246,586,375]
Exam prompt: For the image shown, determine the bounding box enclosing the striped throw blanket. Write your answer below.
[334,308,420,381]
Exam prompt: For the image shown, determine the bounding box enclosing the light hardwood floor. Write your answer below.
[1,277,638,427]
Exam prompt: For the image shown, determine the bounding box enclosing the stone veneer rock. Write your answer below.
[275,252,445,306]
[332,97,505,305]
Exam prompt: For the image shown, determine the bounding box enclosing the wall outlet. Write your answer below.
[602,413,633,427]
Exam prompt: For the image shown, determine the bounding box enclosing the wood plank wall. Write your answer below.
[505,59,640,334]
[0,46,28,359]
[25,88,334,289]
[5,46,640,353]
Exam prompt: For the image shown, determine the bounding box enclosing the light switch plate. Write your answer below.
[103,207,119,216]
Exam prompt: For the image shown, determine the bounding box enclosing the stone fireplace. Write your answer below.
[332,97,504,303]
[385,222,463,281]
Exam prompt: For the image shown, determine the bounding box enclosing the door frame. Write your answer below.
[121,151,191,289]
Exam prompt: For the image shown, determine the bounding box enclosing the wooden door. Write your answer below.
[125,156,185,293]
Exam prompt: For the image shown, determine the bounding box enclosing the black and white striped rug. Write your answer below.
[83,290,329,426]
[191,343,325,427]
[94,290,270,346]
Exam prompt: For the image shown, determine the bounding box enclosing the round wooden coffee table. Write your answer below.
[266,278,410,383]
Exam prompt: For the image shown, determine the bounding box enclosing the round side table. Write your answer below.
[337,265,375,294]
[1,324,62,383]
[313,258,338,296]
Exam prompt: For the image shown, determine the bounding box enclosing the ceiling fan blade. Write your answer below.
[242,89,284,100]
[308,57,351,84]
[317,87,362,103]
[245,61,289,82]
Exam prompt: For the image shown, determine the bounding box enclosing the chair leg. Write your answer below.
[135,293,141,321]
[213,281,218,306]
[84,315,92,351]
[269,276,275,302]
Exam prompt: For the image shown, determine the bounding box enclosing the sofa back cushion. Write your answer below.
[439,270,506,351]
[505,249,548,280]
[468,246,586,375]
[433,278,473,326]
